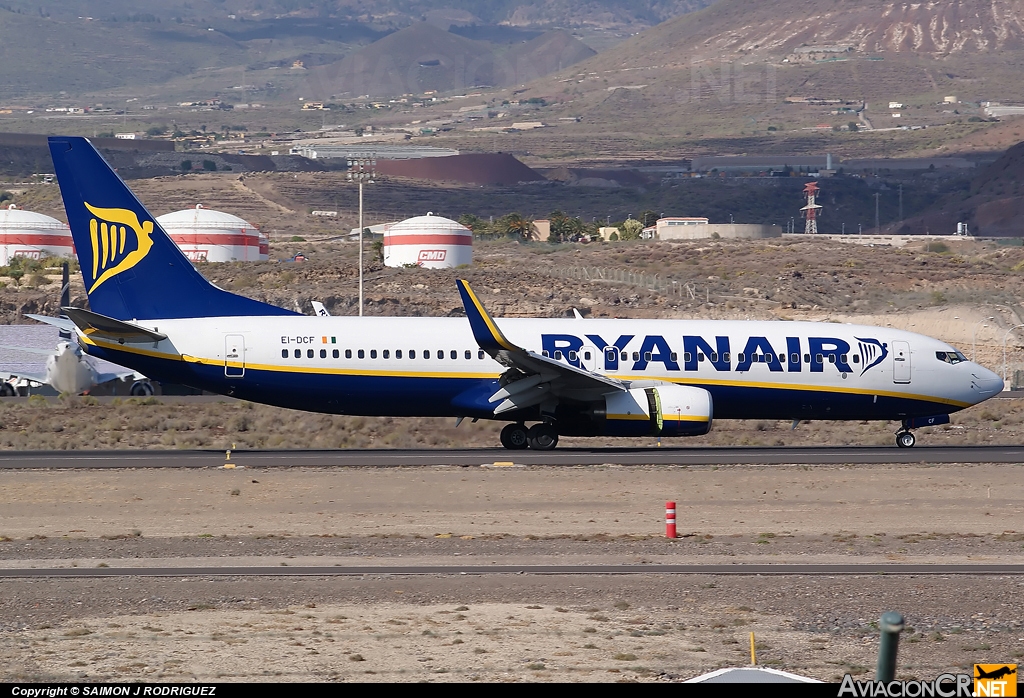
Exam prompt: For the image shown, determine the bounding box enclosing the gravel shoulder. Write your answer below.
[1,462,1023,682]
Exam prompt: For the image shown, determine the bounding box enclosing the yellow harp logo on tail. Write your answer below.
[83,203,155,294]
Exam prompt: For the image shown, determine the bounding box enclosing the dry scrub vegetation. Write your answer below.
[2,395,1021,450]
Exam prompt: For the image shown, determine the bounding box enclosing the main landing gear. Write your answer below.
[499,423,559,451]
[895,430,916,448]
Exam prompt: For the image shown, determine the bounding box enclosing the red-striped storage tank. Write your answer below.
[383,213,472,269]
[0,205,73,264]
[156,204,262,262]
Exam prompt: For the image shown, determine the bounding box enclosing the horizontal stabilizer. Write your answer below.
[61,307,167,343]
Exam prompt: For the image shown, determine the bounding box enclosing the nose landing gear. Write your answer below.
[895,430,916,448]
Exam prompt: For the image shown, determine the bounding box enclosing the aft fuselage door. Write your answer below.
[893,340,911,384]
[225,334,245,378]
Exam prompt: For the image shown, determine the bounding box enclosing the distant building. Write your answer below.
[656,217,781,240]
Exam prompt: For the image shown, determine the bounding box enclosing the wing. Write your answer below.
[456,279,626,415]
[3,369,50,385]
[0,344,58,357]
[25,314,77,334]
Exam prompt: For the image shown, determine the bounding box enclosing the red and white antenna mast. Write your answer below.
[801,181,822,234]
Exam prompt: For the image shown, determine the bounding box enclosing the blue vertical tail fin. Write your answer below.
[47,136,297,320]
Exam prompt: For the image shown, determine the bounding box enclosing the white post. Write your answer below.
[972,317,994,362]
[358,179,363,317]
[1002,324,1024,387]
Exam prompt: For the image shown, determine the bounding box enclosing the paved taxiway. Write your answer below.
[1,563,1023,578]
[3,445,1024,468]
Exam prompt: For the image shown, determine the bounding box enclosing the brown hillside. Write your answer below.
[897,139,1024,236]
[375,153,544,185]
[305,23,597,99]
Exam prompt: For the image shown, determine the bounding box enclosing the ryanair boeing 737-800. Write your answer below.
[40,136,1003,450]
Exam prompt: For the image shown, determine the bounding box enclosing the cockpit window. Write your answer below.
[936,351,967,364]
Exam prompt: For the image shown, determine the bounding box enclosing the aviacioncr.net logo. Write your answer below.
[83,202,155,294]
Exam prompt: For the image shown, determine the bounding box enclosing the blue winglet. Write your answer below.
[456,279,519,355]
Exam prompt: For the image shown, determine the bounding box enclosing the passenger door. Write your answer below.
[225,334,245,378]
[892,341,910,384]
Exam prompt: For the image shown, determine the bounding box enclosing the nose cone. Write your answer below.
[969,364,1004,399]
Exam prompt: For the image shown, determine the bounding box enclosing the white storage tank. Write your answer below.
[156,204,262,262]
[0,205,73,264]
[383,212,472,269]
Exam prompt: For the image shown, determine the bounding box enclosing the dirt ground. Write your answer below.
[1,462,1023,682]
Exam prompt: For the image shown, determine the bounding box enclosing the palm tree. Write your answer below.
[501,212,532,240]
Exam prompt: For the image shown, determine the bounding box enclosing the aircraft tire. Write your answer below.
[896,431,916,448]
[0,382,15,397]
[130,381,155,397]
[500,423,529,450]
[527,423,558,451]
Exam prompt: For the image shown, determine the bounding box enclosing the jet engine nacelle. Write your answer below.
[601,384,712,437]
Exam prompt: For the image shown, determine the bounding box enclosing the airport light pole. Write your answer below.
[1002,324,1024,387]
[347,154,376,317]
[972,317,995,362]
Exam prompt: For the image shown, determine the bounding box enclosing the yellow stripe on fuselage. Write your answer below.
[78,335,969,406]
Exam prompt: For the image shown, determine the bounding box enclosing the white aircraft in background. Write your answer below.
[0,264,153,396]
[44,136,1004,448]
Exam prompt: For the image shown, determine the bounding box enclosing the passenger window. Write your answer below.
[584,351,592,360]
[281,349,288,358]
[333,349,339,358]
[724,352,730,362]
[710,352,718,362]
[804,354,811,363]
[778,354,785,363]
[320,349,327,359]
[437,350,443,359]
[684,352,692,362]
[450,350,457,360]
[409,350,415,359]
[791,353,799,364]
[670,352,677,362]
[840,354,847,363]
[307,349,314,358]
[698,353,705,362]
[294,349,301,358]
[543,350,550,357]
[853,354,859,364]
[370,350,377,359]
[424,349,430,359]
[815,354,823,364]
[345,349,352,359]
[620,351,628,361]
[358,350,365,359]
[554,351,563,360]
[569,351,578,362]
[606,349,616,361]
[633,352,640,361]
[382,350,389,359]
[396,350,402,359]
[828,354,836,364]
[478,350,485,359]
[643,352,652,361]
[465,350,471,360]
[737,353,745,363]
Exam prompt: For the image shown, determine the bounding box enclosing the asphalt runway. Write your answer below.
[2,445,1024,469]
[1,564,1023,578]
